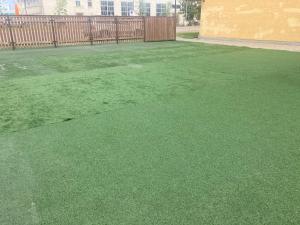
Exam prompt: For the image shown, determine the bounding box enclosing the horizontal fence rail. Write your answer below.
[0,15,176,50]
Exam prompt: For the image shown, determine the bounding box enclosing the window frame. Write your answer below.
[87,0,93,8]
[75,0,81,7]
[121,0,134,16]
[156,3,167,16]
[139,1,150,16]
[101,0,115,16]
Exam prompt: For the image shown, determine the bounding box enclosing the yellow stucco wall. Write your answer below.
[200,0,300,42]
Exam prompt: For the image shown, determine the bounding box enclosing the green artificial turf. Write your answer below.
[177,32,199,39]
[0,42,300,225]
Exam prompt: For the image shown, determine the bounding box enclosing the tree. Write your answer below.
[180,0,201,25]
[166,2,172,16]
[0,0,8,15]
[55,0,67,15]
[138,0,147,16]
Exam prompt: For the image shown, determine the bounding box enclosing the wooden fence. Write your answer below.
[0,15,176,50]
[145,17,176,41]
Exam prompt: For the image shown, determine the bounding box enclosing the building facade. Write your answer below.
[14,0,174,17]
[200,0,300,42]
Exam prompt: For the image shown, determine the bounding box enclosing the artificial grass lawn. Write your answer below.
[177,32,199,39]
[0,42,300,225]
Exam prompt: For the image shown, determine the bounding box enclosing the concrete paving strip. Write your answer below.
[176,37,300,52]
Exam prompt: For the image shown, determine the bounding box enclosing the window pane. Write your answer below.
[101,0,114,16]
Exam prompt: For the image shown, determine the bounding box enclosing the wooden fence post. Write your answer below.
[6,16,15,50]
[88,17,93,45]
[174,17,176,41]
[143,16,146,42]
[50,17,57,48]
[115,17,119,44]
[174,0,177,40]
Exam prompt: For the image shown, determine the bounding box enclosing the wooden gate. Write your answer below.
[144,17,176,42]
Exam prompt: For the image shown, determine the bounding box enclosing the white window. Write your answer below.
[75,0,81,7]
[101,0,114,16]
[88,0,92,7]
[25,0,40,6]
[156,2,166,16]
[121,0,134,16]
[139,1,150,16]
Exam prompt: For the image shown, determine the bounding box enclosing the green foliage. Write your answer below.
[166,2,172,16]
[0,0,7,15]
[55,0,67,15]
[138,0,148,16]
[180,0,201,24]
[177,32,199,39]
